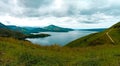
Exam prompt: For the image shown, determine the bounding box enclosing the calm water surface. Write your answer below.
[26,31,97,46]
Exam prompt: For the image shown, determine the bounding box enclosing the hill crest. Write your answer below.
[66,22,120,47]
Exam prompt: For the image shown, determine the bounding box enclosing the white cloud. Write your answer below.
[0,0,120,29]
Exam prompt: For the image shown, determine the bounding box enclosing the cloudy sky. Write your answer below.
[0,0,120,29]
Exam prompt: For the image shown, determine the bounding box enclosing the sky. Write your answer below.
[0,0,120,29]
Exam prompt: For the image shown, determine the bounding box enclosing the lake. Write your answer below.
[26,30,97,46]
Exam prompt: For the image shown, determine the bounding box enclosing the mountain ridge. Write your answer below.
[0,23,26,39]
[43,24,74,32]
[7,24,74,33]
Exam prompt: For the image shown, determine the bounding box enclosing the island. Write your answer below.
[24,33,51,38]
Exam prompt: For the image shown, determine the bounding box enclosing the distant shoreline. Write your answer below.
[24,33,51,39]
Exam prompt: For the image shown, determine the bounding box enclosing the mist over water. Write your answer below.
[26,31,97,46]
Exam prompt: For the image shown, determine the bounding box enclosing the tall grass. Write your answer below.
[0,37,120,66]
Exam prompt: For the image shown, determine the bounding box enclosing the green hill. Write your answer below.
[7,26,49,34]
[1,37,120,66]
[7,25,74,34]
[0,22,51,39]
[66,22,120,47]
[43,25,74,32]
[0,23,26,39]
[7,25,30,34]
[1,22,120,66]
[0,22,8,28]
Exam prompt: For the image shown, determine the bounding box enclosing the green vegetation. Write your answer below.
[66,22,120,47]
[0,28,50,40]
[0,28,26,40]
[0,22,51,39]
[43,25,73,32]
[1,37,120,66]
[7,24,74,34]
[25,33,51,38]
[0,22,26,40]
[7,26,49,34]
[0,22,120,66]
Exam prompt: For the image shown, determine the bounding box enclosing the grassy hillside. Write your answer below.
[0,22,120,66]
[66,22,120,47]
[1,37,120,66]
[0,22,26,39]
[0,22,51,39]
[0,28,26,40]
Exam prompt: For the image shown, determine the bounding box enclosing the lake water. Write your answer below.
[26,31,97,46]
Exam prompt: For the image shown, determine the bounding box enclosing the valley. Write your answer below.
[0,22,120,66]
[0,0,120,65]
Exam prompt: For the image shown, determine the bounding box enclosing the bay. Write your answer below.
[26,30,97,46]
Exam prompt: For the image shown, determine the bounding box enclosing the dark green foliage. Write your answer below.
[0,22,8,28]
[25,33,51,38]
[0,22,26,39]
[0,28,26,40]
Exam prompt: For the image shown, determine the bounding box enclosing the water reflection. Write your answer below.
[26,31,97,46]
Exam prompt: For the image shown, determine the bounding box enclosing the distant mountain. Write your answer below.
[78,28,106,31]
[7,26,47,34]
[1,22,75,39]
[0,23,25,39]
[29,27,49,33]
[43,25,74,32]
[0,22,8,28]
[7,25,30,34]
[7,25,74,34]
[66,22,120,47]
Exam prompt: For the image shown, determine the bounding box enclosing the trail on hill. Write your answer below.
[106,29,115,44]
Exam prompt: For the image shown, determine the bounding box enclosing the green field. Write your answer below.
[0,37,120,66]
[0,22,120,66]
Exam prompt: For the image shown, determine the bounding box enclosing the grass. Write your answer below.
[66,22,120,47]
[0,22,120,66]
[0,37,120,66]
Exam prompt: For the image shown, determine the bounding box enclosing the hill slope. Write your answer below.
[1,37,120,66]
[0,22,8,28]
[43,25,74,32]
[1,22,120,66]
[7,26,45,34]
[7,25,31,34]
[66,22,120,47]
[7,25,74,34]
[0,23,26,39]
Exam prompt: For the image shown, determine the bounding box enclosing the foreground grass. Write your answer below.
[0,37,120,66]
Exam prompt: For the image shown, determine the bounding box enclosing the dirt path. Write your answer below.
[106,29,115,43]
